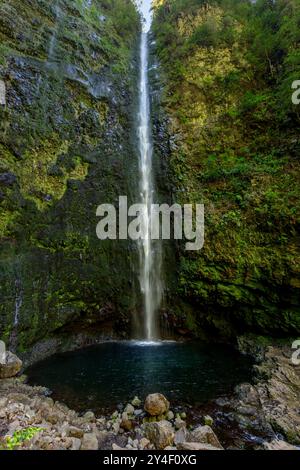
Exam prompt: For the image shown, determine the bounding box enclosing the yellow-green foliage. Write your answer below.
[153,0,300,334]
[0,427,43,450]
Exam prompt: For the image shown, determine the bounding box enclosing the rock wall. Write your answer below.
[0,0,141,352]
[152,0,300,339]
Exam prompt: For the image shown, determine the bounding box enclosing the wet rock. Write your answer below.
[81,433,98,450]
[144,393,170,416]
[178,442,223,451]
[231,347,300,444]
[0,352,22,379]
[144,420,174,449]
[188,425,223,449]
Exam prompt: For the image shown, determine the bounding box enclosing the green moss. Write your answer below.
[0,0,140,351]
[153,0,300,338]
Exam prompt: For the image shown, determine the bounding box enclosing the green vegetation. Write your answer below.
[0,427,43,450]
[153,0,300,338]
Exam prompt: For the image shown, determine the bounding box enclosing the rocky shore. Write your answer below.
[0,345,299,451]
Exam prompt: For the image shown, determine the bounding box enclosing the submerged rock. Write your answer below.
[0,351,22,379]
[144,393,170,416]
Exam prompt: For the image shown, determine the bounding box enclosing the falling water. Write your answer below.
[137,4,162,340]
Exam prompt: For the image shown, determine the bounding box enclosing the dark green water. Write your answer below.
[26,341,253,414]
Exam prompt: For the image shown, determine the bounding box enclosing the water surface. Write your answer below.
[26,341,253,414]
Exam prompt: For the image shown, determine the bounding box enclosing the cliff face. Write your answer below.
[0,0,140,352]
[152,0,300,339]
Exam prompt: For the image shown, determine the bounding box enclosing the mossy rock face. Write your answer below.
[152,0,300,339]
[0,0,141,352]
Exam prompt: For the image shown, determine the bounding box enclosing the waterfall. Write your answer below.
[137,3,163,340]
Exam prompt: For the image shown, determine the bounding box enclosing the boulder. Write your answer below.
[188,425,223,449]
[0,351,22,379]
[144,393,170,416]
[80,433,98,450]
[145,420,174,449]
[263,440,299,451]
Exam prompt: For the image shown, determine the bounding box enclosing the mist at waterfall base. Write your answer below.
[26,341,253,414]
